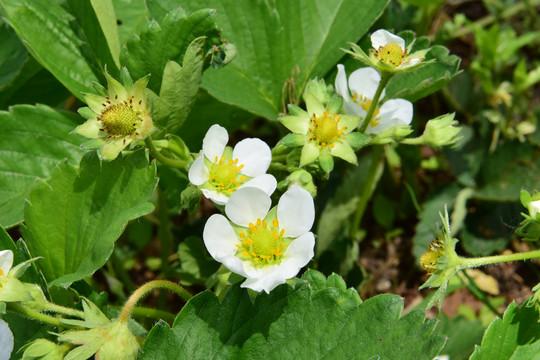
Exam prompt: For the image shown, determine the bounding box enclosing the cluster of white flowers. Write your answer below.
[335,29,416,135]
[190,125,316,293]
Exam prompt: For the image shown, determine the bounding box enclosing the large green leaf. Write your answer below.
[0,0,110,99]
[120,7,221,93]
[470,301,540,359]
[112,0,148,44]
[0,19,27,89]
[22,150,157,287]
[175,0,389,120]
[0,105,86,228]
[140,270,445,360]
[64,0,121,72]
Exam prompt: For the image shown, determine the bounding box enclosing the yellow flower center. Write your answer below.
[208,155,247,193]
[99,97,142,136]
[236,218,287,267]
[309,110,347,149]
[0,269,3,276]
[374,42,407,66]
[353,93,381,128]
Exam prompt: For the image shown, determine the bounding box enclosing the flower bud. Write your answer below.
[22,339,69,360]
[419,114,461,148]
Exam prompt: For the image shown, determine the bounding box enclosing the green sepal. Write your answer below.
[287,104,307,116]
[326,93,343,114]
[280,133,307,147]
[345,132,371,149]
[319,149,334,173]
[78,106,96,120]
[0,276,32,302]
[299,142,319,167]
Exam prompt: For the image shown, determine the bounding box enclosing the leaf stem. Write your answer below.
[145,137,188,170]
[118,280,192,324]
[32,301,85,319]
[457,249,540,269]
[8,303,78,329]
[359,72,392,134]
[349,145,385,239]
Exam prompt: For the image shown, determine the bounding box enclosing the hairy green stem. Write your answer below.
[9,303,78,329]
[111,305,176,323]
[458,249,540,269]
[359,72,392,133]
[33,301,85,319]
[145,137,188,170]
[349,145,385,239]
[118,280,192,324]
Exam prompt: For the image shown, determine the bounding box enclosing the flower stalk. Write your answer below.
[359,72,393,133]
[118,280,192,324]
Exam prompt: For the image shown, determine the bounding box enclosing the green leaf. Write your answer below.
[436,314,484,360]
[174,236,220,286]
[120,8,221,93]
[151,37,205,134]
[178,90,254,150]
[470,301,540,360]
[385,45,461,102]
[475,142,540,201]
[0,19,27,89]
[141,271,445,359]
[112,0,148,45]
[178,0,389,120]
[0,0,103,99]
[65,0,121,71]
[22,150,157,287]
[0,105,86,228]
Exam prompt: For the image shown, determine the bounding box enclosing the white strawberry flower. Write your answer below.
[188,124,277,205]
[335,64,413,135]
[0,319,13,360]
[203,186,315,293]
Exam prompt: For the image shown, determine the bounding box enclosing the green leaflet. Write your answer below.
[0,0,113,99]
[120,8,222,93]
[22,150,157,287]
[140,270,445,360]
[0,104,86,228]
[470,301,540,360]
[177,0,390,120]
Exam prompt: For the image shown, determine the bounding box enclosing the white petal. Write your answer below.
[241,268,287,294]
[200,189,229,205]
[202,124,228,162]
[279,232,315,278]
[334,64,350,102]
[343,100,367,118]
[0,319,13,360]
[188,153,208,186]
[0,250,13,275]
[277,187,315,238]
[220,255,248,277]
[371,29,405,50]
[372,99,413,134]
[348,67,384,101]
[233,138,271,177]
[225,187,271,227]
[240,174,277,196]
[203,214,238,260]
